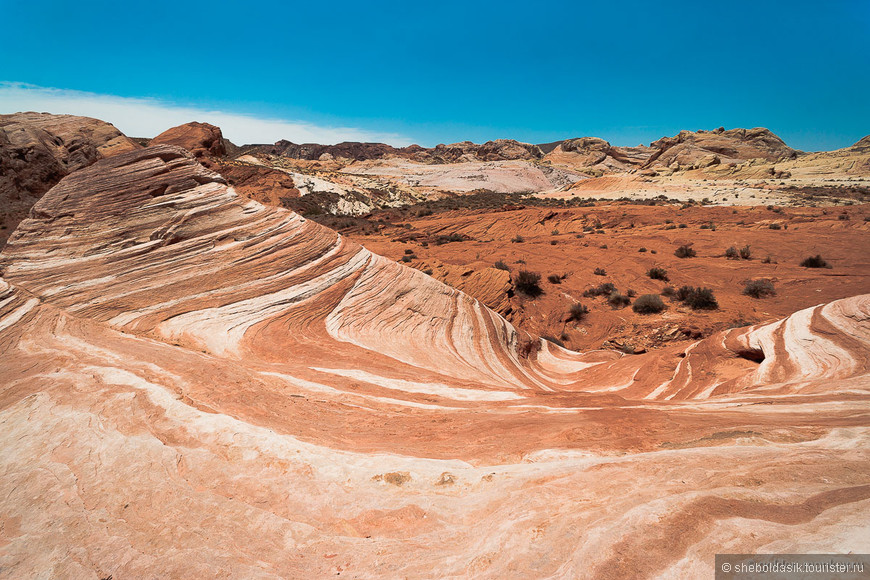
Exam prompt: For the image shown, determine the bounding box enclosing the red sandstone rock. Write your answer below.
[150,121,228,158]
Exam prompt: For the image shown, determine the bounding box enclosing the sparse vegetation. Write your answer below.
[674,286,719,310]
[493,260,511,271]
[800,254,830,268]
[632,294,666,314]
[593,268,607,276]
[647,267,669,281]
[725,246,739,259]
[511,234,525,243]
[547,274,562,284]
[434,233,465,245]
[514,270,543,297]
[568,302,589,321]
[583,282,617,298]
[674,245,696,258]
[743,279,776,298]
[607,291,631,309]
[739,245,751,259]
[638,247,647,252]
[769,223,782,230]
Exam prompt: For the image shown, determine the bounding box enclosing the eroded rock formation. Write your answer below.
[0,112,141,247]
[149,121,228,158]
[0,146,868,578]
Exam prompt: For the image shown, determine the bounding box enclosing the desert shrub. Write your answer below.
[550,240,558,245]
[493,260,511,271]
[542,335,565,348]
[674,286,690,301]
[423,268,433,275]
[434,233,464,245]
[632,294,666,314]
[400,255,414,263]
[725,246,739,259]
[839,213,849,220]
[638,247,647,252]
[665,224,677,230]
[600,244,608,249]
[583,282,617,297]
[743,279,775,298]
[594,268,607,276]
[661,286,676,297]
[511,234,525,243]
[514,270,543,297]
[551,229,559,235]
[769,223,782,230]
[674,245,696,258]
[800,254,830,268]
[678,223,687,228]
[404,249,414,255]
[762,255,774,264]
[647,267,669,281]
[677,286,719,310]
[547,274,562,284]
[739,245,751,259]
[700,222,714,230]
[607,291,631,309]
[568,302,589,321]
[626,289,637,298]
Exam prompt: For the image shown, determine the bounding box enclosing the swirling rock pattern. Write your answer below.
[0,146,868,578]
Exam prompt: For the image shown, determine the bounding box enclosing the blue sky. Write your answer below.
[1,0,868,150]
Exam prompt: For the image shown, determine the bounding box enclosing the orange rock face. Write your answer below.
[150,121,227,158]
[0,146,868,578]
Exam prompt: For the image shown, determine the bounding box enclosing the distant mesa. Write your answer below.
[253,137,544,164]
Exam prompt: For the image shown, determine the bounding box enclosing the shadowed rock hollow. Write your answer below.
[0,146,868,578]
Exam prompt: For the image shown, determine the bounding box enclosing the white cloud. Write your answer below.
[0,82,413,146]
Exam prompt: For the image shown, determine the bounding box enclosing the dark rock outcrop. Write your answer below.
[247,138,543,165]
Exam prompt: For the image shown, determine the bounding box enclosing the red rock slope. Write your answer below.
[0,146,868,578]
